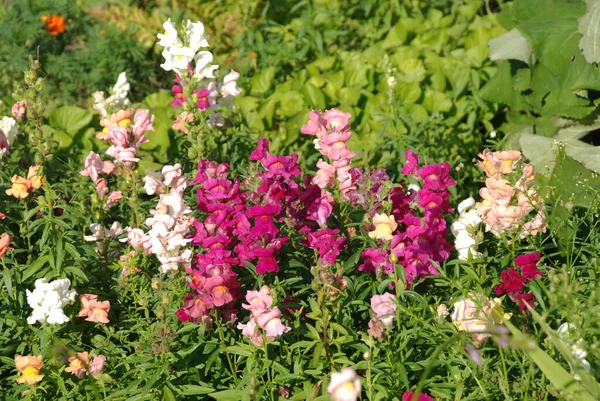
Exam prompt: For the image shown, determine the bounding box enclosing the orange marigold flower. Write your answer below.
[42,15,66,36]
[15,355,44,385]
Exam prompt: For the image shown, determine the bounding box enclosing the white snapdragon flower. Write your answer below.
[157,18,180,48]
[92,91,108,118]
[407,183,420,192]
[105,221,124,238]
[193,51,218,80]
[26,278,77,325]
[557,323,591,373]
[451,197,483,260]
[161,46,196,74]
[105,72,131,109]
[0,116,19,144]
[84,222,123,242]
[185,20,210,51]
[220,71,242,98]
[84,223,105,242]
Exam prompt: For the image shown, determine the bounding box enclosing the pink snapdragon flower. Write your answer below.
[80,152,104,184]
[402,391,434,401]
[370,293,397,328]
[238,286,290,346]
[88,355,106,379]
[242,285,273,317]
[12,100,27,121]
[106,191,122,207]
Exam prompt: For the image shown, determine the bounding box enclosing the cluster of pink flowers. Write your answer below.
[357,149,455,286]
[475,149,546,238]
[80,151,122,204]
[178,132,355,323]
[123,164,193,274]
[301,109,357,202]
[175,160,243,323]
[237,285,291,346]
[367,292,397,339]
[95,108,154,168]
[494,251,543,311]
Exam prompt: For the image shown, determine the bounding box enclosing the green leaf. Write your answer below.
[422,89,452,113]
[178,385,215,396]
[141,90,173,109]
[2,268,12,299]
[397,59,427,83]
[488,28,535,65]
[49,106,93,136]
[578,0,600,63]
[302,82,326,110]
[250,67,277,96]
[209,389,246,400]
[22,255,50,281]
[381,21,408,49]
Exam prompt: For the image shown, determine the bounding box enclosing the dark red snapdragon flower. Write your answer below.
[494,251,543,312]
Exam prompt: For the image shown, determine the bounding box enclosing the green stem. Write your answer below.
[215,312,238,386]
[498,346,510,395]
[262,337,275,401]
[367,343,373,401]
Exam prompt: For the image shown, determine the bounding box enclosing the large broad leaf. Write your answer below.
[49,106,93,136]
[520,116,600,174]
[141,90,173,109]
[578,0,600,63]
[488,28,535,65]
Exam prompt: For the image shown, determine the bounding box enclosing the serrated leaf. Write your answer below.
[578,0,600,63]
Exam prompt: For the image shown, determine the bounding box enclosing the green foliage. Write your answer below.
[480,0,600,176]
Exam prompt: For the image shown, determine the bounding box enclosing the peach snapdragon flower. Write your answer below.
[6,175,31,199]
[65,352,90,378]
[78,294,111,324]
[474,149,546,238]
[451,294,511,347]
[27,165,44,189]
[0,233,12,258]
[15,355,44,385]
[5,166,44,199]
[368,213,398,241]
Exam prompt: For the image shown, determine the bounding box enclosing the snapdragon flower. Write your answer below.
[328,369,361,401]
[92,72,131,118]
[557,323,591,373]
[26,278,77,325]
[451,197,482,260]
[0,116,19,159]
